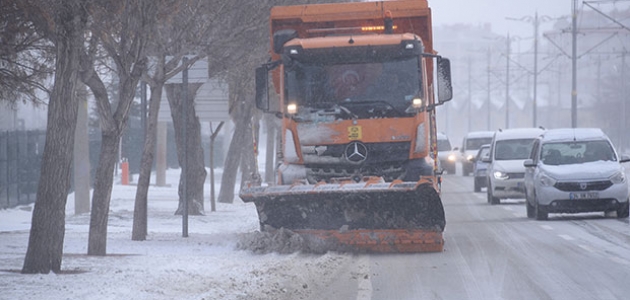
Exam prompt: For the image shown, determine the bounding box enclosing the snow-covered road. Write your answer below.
[2,169,629,299]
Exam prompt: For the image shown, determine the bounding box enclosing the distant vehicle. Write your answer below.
[473,144,491,192]
[484,128,545,205]
[460,131,494,176]
[437,132,457,174]
[523,128,630,220]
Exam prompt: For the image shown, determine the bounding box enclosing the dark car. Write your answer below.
[473,144,491,192]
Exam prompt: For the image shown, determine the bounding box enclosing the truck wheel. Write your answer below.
[535,201,548,220]
[617,201,629,219]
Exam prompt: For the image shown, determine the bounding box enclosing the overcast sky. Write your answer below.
[430,0,573,37]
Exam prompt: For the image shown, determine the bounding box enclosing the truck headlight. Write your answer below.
[609,171,626,184]
[412,97,423,108]
[287,103,297,114]
[448,154,457,162]
[493,171,509,180]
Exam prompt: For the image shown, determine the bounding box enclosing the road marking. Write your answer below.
[609,256,630,266]
[558,234,575,241]
[356,255,372,300]
[502,207,514,211]
[540,225,553,231]
[578,244,595,253]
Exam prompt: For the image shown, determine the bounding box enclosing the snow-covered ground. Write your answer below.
[0,169,353,300]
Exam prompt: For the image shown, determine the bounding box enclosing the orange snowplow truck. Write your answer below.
[240,0,453,253]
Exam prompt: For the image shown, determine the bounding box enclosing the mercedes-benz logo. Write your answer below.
[345,142,368,163]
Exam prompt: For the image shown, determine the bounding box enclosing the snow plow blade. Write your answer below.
[240,177,445,253]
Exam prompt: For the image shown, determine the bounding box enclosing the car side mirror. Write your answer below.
[523,159,536,168]
[453,147,459,151]
[620,155,630,163]
[481,156,491,163]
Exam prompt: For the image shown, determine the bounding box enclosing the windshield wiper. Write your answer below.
[307,102,358,119]
[342,100,405,117]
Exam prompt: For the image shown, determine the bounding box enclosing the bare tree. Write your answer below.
[132,0,237,239]
[216,0,349,203]
[80,0,157,256]
[0,1,54,105]
[19,0,87,274]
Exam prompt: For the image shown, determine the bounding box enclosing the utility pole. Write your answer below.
[571,0,578,128]
[507,12,556,127]
[468,56,472,132]
[487,47,492,130]
[505,33,511,129]
[533,12,539,127]
[622,51,627,151]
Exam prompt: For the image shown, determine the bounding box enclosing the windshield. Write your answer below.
[466,137,493,151]
[285,57,420,119]
[437,139,452,151]
[494,138,536,160]
[541,140,616,165]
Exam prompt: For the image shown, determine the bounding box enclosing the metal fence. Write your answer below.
[0,130,45,209]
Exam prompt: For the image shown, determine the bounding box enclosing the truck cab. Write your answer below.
[256,1,453,185]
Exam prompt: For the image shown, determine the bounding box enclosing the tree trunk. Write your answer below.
[88,131,121,255]
[240,116,257,188]
[165,83,206,215]
[22,3,84,274]
[218,91,254,204]
[132,83,163,240]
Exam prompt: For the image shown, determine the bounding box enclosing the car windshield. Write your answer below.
[285,57,420,118]
[494,138,536,160]
[541,140,616,165]
[466,137,493,151]
[437,139,452,151]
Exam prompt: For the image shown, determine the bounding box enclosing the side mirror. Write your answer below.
[436,57,453,103]
[255,66,269,111]
[453,147,459,151]
[523,159,536,168]
[481,156,491,163]
[620,154,630,163]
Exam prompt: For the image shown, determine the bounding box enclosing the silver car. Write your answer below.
[485,128,545,205]
[523,128,630,220]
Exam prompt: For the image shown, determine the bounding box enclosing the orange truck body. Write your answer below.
[240,0,451,253]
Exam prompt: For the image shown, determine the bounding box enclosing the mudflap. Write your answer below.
[239,178,445,253]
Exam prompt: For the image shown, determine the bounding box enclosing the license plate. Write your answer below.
[569,192,599,200]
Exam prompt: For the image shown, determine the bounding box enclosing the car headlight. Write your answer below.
[540,173,557,187]
[466,155,474,161]
[448,154,457,162]
[609,171,626,184]
[493,171,509,180]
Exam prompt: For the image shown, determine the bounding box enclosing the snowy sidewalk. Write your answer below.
[0,169,350,300]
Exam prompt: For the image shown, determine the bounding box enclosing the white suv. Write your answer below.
[485,128,545,205]
[523,128,630,220]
